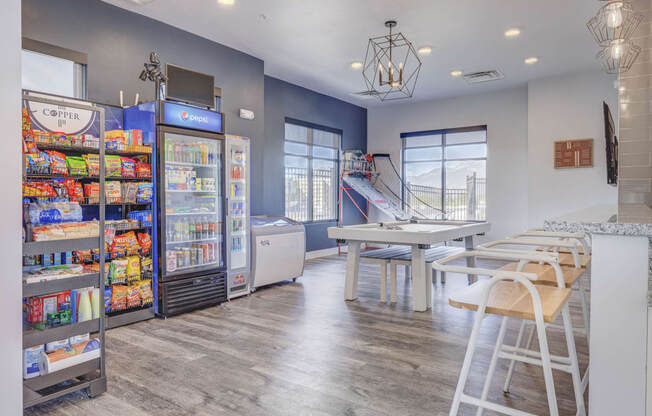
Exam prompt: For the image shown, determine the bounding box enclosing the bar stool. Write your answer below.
[433,250,586,416]
[478,236,590,395]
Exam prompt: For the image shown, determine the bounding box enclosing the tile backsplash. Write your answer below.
[619,0,652,206]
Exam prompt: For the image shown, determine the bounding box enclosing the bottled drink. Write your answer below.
[195,218,202,240]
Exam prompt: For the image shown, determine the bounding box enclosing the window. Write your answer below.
[284,121,340,222]
[402,126,487,220]
[21,49,86,98]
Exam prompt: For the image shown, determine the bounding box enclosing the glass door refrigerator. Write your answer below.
[225,135,251,299]
[125,101,227,317]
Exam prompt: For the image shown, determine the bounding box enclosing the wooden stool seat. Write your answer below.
[499,263,584,287]
[558,253,590,268]
[449,280,571,323]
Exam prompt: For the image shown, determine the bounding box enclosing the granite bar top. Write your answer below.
[544,204,652,306]
[544,204,652,237]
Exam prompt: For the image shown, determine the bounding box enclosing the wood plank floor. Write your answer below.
[25,254,589,416]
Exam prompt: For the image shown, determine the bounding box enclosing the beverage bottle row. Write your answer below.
[165,141,217,165]
[166,216,217,242]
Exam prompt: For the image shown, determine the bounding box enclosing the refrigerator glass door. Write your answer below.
[163,131,223,277]
[227,139,249,270]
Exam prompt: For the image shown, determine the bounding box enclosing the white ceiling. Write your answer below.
[102,0,604,107]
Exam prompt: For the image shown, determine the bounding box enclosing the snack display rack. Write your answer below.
[21,95,107,408]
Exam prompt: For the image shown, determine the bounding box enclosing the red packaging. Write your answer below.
[135,162,151,178]
[45,151,68,175]
[27,291,70,324]
[63,178,83,203]
[120,157,136,178]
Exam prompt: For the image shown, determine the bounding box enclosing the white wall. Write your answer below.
[527,70,618,228]
[0,0,24,414]
[368,86,529,241]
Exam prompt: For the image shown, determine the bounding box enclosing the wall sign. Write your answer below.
[554,139,593,169]
[24,92,96,135]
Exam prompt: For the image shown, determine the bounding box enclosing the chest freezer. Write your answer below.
[251,216,305,290]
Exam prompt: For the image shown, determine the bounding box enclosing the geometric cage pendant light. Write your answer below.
[361,20,422,102]
[587,1,644,74]
[587,1,643,46]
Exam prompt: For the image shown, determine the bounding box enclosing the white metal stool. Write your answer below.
[434,250,586,416]
[478,236,590,395]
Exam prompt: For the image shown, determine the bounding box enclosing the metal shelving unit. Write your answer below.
[22,95,107,408]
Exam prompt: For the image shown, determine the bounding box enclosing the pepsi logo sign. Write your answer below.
[178,110,208,124]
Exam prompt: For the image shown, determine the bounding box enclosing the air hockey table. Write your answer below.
[328,220,491,312]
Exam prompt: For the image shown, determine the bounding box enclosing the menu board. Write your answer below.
[554,139,593,169]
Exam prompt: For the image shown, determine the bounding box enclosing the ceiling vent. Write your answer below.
[463,70,505,84]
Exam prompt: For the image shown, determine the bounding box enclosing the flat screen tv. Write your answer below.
[604,101,618,186]
[165,64,215,109]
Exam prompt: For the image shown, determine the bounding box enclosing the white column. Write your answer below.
[344,241,361,301]
[0,1,24,414]
[590,234,648,415]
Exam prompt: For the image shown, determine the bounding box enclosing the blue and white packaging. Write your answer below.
[24,345,44,379]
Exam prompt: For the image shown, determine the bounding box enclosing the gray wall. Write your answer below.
[22,0,369,252]
[264,76,367,251]
[22,0,266,214]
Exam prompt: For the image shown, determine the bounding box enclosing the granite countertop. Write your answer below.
[544,204,652,237]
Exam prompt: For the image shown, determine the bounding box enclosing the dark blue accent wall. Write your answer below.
[264,76,367,251]
[22,0,368,253]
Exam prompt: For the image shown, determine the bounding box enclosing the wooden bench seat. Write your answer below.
[499,263,584,287]
[558,253,590,268]
[360,246,411,260]
[449,279,571,323]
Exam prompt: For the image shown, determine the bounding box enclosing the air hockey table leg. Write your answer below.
[411,245,428,312]
[464,235,477,284]
[344,241,361,301]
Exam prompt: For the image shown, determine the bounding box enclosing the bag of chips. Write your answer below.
[109,258,128,284]
[23,182,56,198]
[22,108,34,139]
[83,154,100,176]
[126,255,140,282]
[136,183,153,203]
[104,287,112,313]
[122,182,138,204]
[45,151,68,175]
[111,285,128,311]
[105,155,122,177]
[63,179,83,203]
[120,157,136,178]
[140,256,152,274]
[84,182,100,204]
[126,284,141,308]
[135,162,151,178]
[137,233,152,251]
[139,280,153,306]
[25,152,50,175]
[105,181,122,204]
[66,157,88,176]
[50,133,71,147]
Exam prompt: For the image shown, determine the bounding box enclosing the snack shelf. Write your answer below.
[35,143,152,157]
[23,318,100,349]
[23,237,100,256]
[25,174,151,182]
[23,273,100,298]
[105,306,154,329]
[23,358,101,393]
[22,94,107,407]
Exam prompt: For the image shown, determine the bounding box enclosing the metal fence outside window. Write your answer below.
[406,175,486,220]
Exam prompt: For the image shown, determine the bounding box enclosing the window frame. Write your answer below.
[401,125,487,219]
[284,118,342,224]
[21,38,88,99]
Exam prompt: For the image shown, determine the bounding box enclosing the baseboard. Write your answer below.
[305,245,346,259]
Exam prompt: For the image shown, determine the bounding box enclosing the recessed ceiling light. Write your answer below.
[504,28,521,38]
[350,61,363,70]
[619,86,625,92]
[450,70,463,77]
[524,57,539,64]
[418,46,433,56]
[218,0,234,5]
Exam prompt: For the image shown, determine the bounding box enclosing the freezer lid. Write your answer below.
[251,216,305,236]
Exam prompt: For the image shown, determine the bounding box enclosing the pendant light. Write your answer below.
[361,21,422,102]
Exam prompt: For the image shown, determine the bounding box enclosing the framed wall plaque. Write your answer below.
[554,138,593,169]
